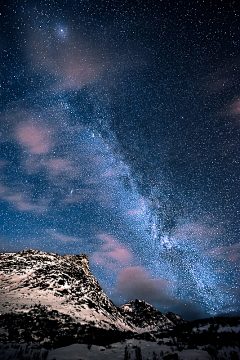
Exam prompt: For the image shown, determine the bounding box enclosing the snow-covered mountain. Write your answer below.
[0,250,177,343]
[165,311,188,326]
[0,250,135,332]
[119,299,175,334]
[0,250,239,360]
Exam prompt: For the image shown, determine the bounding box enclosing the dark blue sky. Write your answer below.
[0,0,239,320]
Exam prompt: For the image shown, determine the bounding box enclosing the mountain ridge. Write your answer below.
[0,249,239,359]
[0,249,134,332]
[0,249,184,328]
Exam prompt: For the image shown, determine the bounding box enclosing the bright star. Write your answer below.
[57,26,67,39]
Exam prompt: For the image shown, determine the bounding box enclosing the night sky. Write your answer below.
[1,0,239,320]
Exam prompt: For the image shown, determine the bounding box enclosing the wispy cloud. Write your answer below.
[115,266,170,304]
[4,192,48,213]
[15,121,53,154]
[228,98,240,116]
[90,233,132,270]
[46,158,79,177]
[208,242,240,264]
[114,266,205,320]
[171,219,224,250]
[46,230,82,245]
[26,27,110,90]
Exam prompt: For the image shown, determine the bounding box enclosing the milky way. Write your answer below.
[1,0,239,320]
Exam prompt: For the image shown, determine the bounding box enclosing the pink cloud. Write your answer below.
[113,266,205,320]
[22,155,80,180]
[26,30,109,90]
[46,230,81,244]
[46,158,78,177]
[90,233,132,270]
[5,193,48,213]
[15,122,52,154]
[171,220,223,250]
[115,266,170,303]
[208,242,240,264]
[229,98,240,115]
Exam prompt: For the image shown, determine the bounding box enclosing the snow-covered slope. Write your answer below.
[119,299,174,334]
[0,339,219,360]
[0,250,133,333]
[1,337,239,360]
[0,250,180,335]
[165,311,188,326]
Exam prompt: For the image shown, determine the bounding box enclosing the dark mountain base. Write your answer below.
[0,305,239,359]
[0,305,134,349]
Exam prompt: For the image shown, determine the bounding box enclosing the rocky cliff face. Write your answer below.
[0,249,132,333]
[0,250,181,333]
[119,299,175,334]
[165,311,188,326]
[0,249,183,346]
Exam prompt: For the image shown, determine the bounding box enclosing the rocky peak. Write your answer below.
[166,311,188,325]
[119,299,174,332]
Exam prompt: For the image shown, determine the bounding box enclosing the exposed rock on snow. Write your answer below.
[0,250,133,333]
[119,299,174,334]
[165,311,188,326]
[0,249,239,359]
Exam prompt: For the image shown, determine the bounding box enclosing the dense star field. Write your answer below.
[0,1,239,320]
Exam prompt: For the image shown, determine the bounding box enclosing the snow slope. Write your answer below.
[0,250,134,332]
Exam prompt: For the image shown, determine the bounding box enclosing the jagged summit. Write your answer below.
[6,249,91,276]
[17,248,89,260]
[119,299,174,333]
[0,250,185,333]
[166,311,188,325]
[3,249,90,268]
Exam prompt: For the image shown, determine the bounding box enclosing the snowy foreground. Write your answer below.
[1,339,240,360]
